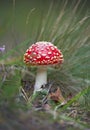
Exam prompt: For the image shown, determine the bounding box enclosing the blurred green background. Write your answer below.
[0,0,90,48]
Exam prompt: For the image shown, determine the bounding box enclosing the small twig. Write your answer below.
[42,82,53,105]
[34,107,42,111]
[2,72,7,82]
[67,110,77,118]
[54,101,67,119]
[20,87,29,102]
[0,64,7,88]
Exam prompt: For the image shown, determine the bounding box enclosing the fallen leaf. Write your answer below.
[49,87,66,103]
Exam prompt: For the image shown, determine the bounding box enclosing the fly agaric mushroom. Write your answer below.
[24,41,64,93]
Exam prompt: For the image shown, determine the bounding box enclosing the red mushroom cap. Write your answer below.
[24,41,64,66]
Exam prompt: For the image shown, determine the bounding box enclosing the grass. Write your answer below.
[0,0,90,129]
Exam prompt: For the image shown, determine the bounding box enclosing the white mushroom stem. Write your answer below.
[34,66,47,92]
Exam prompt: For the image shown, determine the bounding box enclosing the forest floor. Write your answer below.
[0,64,90,130]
